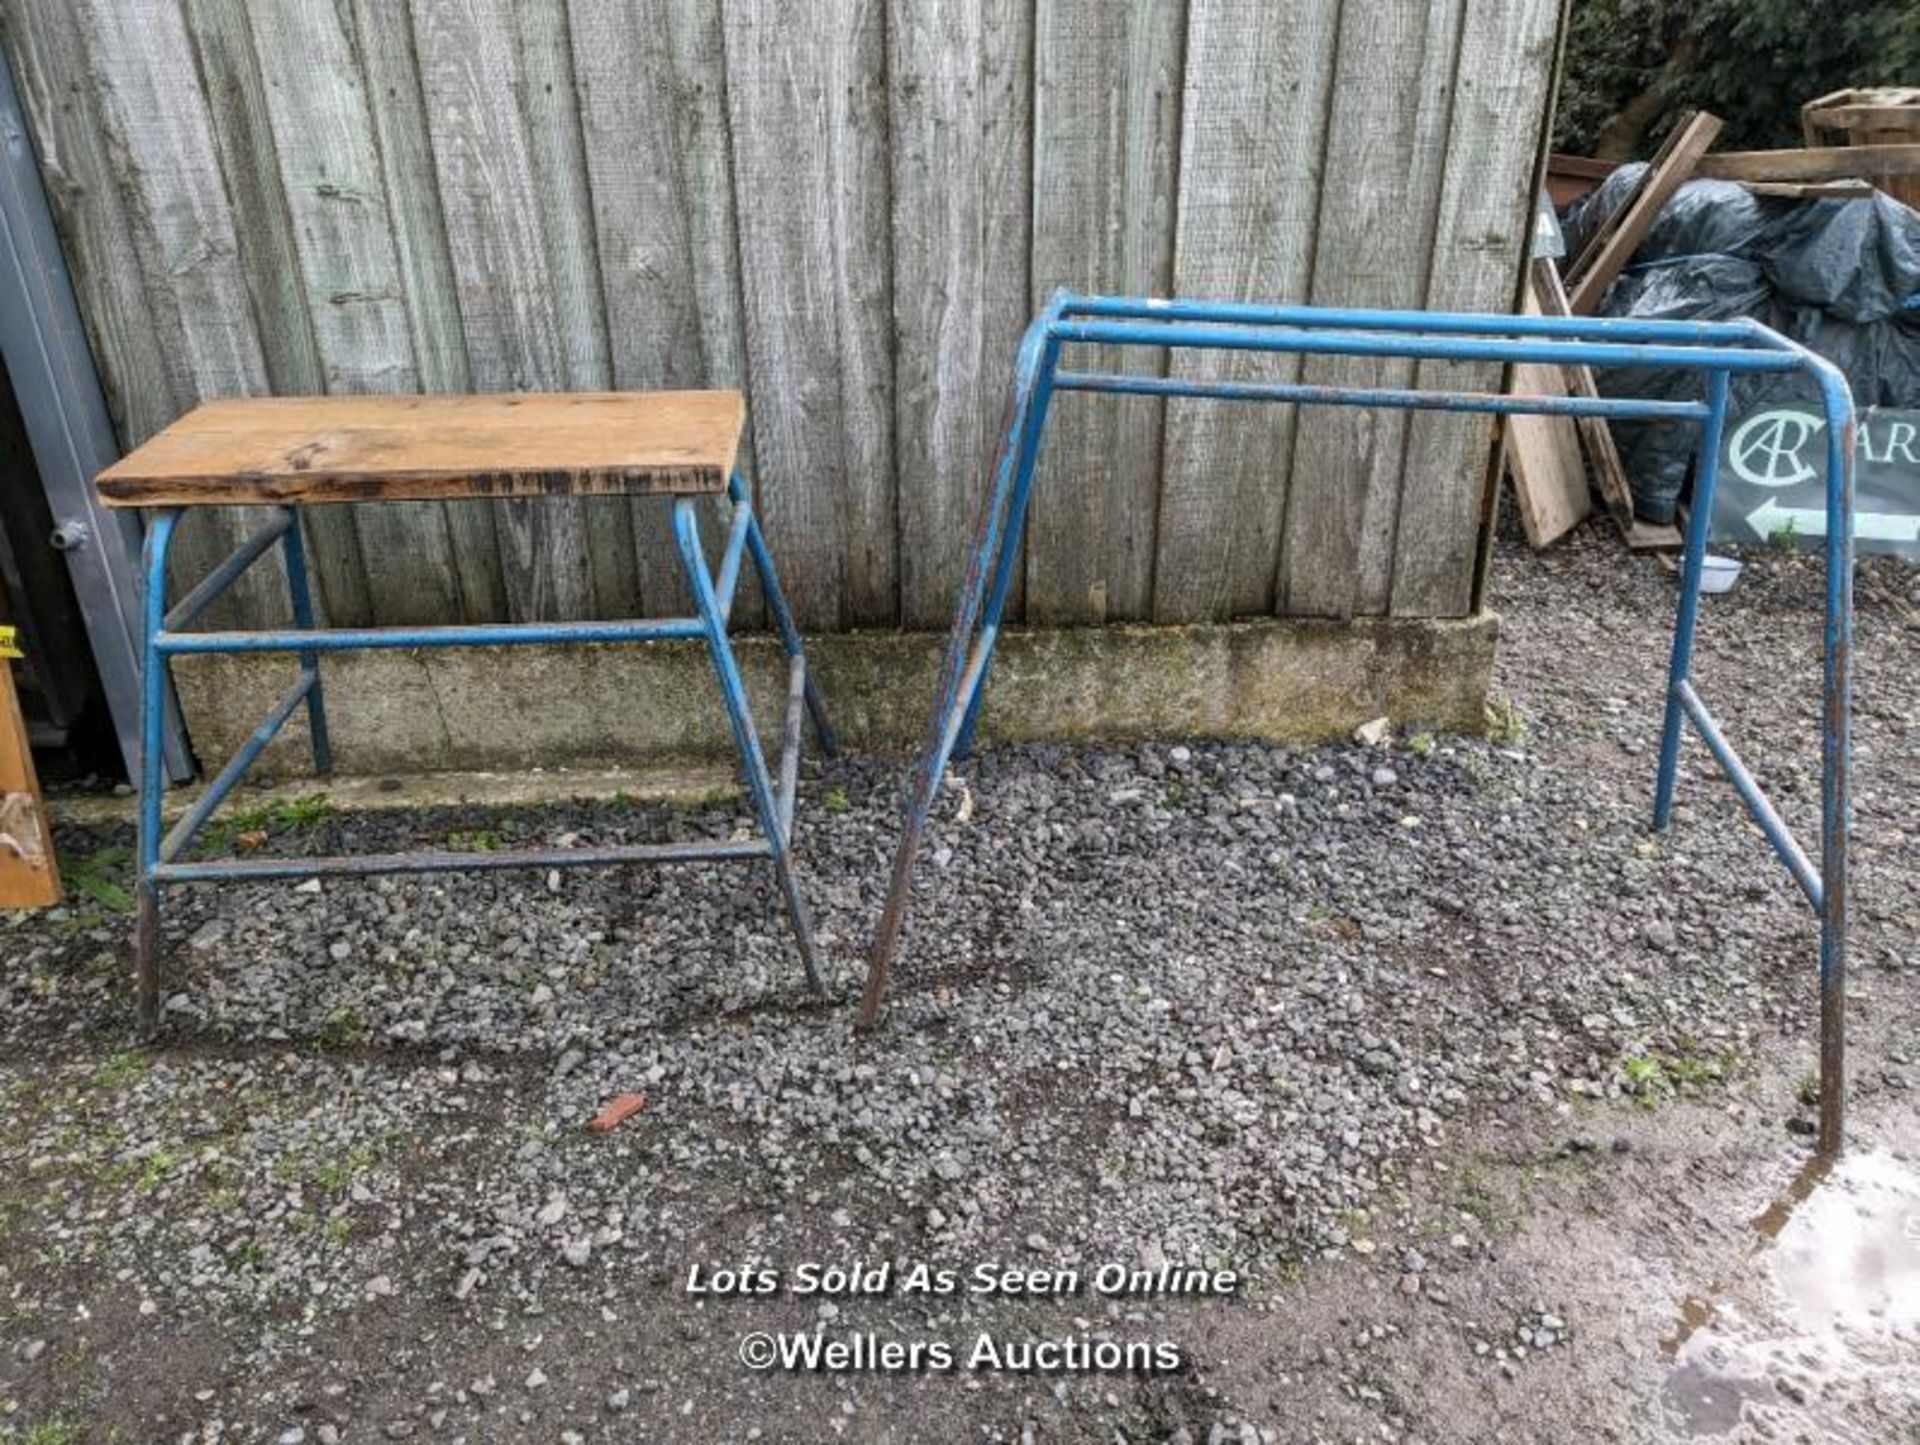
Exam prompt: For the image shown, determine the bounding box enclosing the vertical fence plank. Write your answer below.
[567,0,693,619]
[0,0,202,603]
[510,0,636,618]
[0,0,234,635]
[1278,0,1465,619]
[82,0,285,628]
[1391,0,1562,617]
[1153,0,1340,623]
[410,0,593,621]
[0,2,179,446]
[349,0,505,622]
[662,0,764,627]
[1025,0,1182,625]
[179,0,375,629]
[180,0,315,399]
[248,0,467,628]
[568,0,741,620]
[720,0,894,630]
[888,0,1032,629]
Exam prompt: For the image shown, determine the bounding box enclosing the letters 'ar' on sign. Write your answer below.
[1714,405,1920,555]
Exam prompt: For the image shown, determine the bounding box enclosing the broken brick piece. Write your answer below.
[588,1092,646,1134]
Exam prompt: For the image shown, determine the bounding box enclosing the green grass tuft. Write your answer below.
[58,845,133,914]
[1483,694,1527,746]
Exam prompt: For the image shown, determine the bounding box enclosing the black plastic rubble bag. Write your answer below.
[1571,172,1920,521]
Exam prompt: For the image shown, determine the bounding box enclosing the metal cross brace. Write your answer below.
[134,471,836,1033]
[860,291,1856,1156]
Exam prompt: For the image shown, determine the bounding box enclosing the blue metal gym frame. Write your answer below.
[858,291,1856,1155]
[133,470,837,1033]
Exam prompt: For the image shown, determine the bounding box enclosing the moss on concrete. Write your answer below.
[169,614,1499,777]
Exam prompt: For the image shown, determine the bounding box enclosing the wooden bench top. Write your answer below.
[96,391,745,507]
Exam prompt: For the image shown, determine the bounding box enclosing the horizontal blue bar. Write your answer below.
[152,837,771,884]
[160,667,318,864]
[1048,318,1803,375]
[157,616,705,654]
[1058,293,1768,348]
[1678,681,1822,908]
[1053,371,1712,421]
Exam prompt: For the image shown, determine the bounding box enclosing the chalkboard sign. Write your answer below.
[1712,406,1920,560]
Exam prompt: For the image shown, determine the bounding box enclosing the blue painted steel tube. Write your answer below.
[1049,318,1802,376]
[942,622,999,768]
[159,668,319,865]
[952,335,1062,762]
[858,292,1069,1027]
[776,654,805,846]
[163,508,294,631]
[1674,680,1822,906]
[134,508,181,1033]
[673,497,824,994]
[1654,370,1734,830]
[156,616,705,653]
[1800,346,1856,1154]
[715,490,754,620]
[154,837,770,884]
[1733,316,1807,356]
[1061,293,1768,347]
[280,508,332,775]
[1052,370,1712,422]
[734,470,837,754]
[673,497,782,854]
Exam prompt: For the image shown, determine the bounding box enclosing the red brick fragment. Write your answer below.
[588,1092,646,1134]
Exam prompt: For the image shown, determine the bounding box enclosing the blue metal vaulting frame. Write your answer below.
[859,291,1856,1156]
[133,471,837,1032]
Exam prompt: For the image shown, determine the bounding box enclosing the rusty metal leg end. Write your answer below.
[773,852,826,998]
[857,818,925,1031]
[135,881,160,1039]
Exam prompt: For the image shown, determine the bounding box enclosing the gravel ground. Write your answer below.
[0,524,1915,1444]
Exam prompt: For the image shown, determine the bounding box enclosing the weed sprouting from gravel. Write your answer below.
[1483,693,1527,745]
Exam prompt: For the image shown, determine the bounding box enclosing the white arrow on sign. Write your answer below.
[1745,496,1920,543]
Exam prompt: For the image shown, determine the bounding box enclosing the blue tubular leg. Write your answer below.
[135,508,181,1034]
[951,334,1063,763]
[1813,356,1855,1155]
[857,295,1067,1028]
[715,485,755,621]
[1654,370,1733,829]
[280,507,332,775]
[734,470,837,754]
[673,497,825,995]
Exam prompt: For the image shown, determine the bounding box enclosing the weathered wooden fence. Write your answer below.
[2,0,1563,634]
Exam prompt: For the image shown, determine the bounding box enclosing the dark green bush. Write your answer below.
[1555,1,1920,160]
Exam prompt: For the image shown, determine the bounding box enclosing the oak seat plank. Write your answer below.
[98,392,744,506]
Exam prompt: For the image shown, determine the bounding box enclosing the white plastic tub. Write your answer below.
[1698,554,1743,594]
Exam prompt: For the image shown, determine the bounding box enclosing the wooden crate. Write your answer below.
[1803,87,1920,208]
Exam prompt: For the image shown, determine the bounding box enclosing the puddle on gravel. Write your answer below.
[1659,1149,1920,1437]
